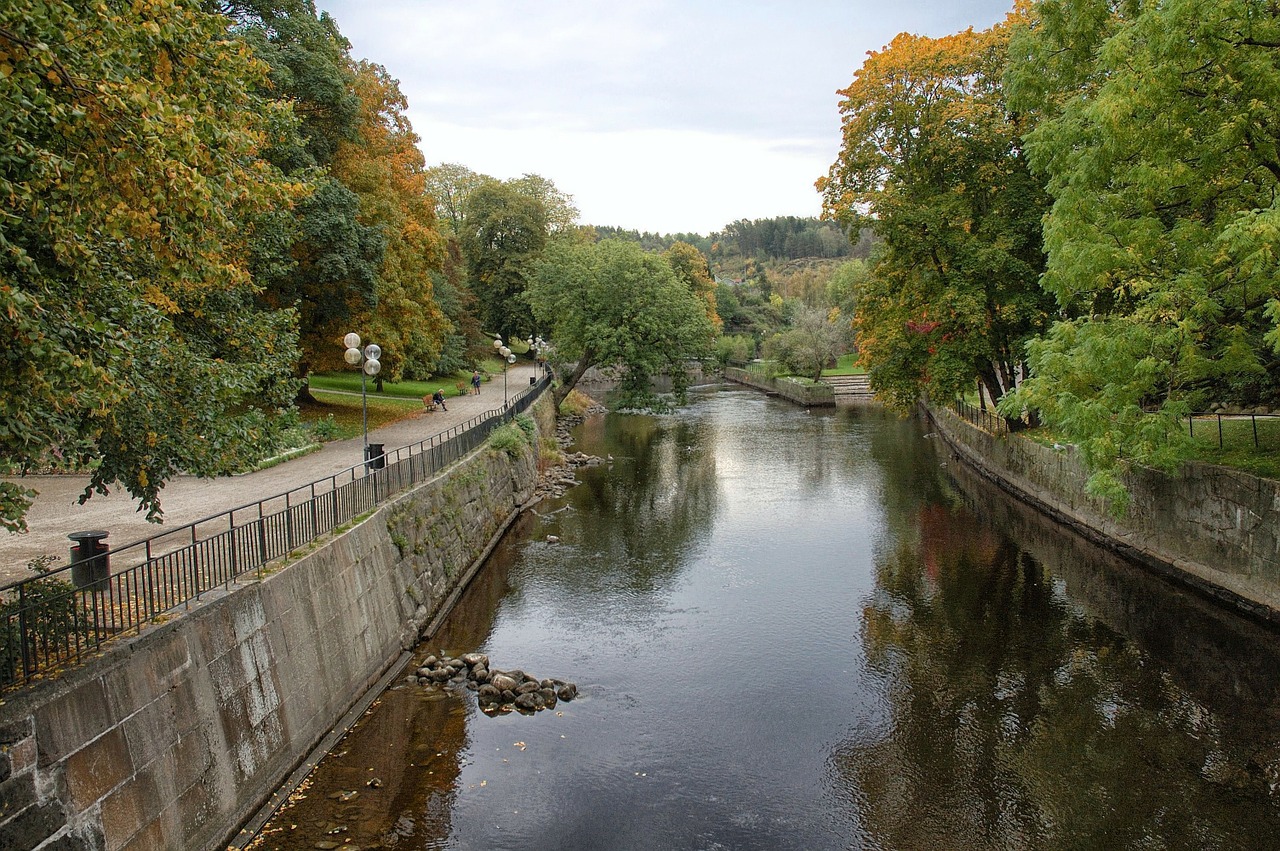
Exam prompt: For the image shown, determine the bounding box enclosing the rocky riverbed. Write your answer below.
[409,652,578,715]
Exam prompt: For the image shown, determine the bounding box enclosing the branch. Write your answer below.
[0,26,94,98]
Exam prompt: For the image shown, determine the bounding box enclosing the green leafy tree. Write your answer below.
[528,239,715,408]
[424,162,497,235]
[819,14,1053,413]
[228,0,384,382]
[461,180,549,340]
[1002,0,1280,506]
[1,0,302,529]
[763,306,849,382]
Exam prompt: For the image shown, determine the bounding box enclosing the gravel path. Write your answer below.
[0,363,540,586]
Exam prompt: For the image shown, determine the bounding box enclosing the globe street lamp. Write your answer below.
[343,332,381,468]
[492,336,518,406]
[526,335,548,381]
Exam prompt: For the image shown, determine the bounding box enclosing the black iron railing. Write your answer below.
[0,376,550,688]
[952,398,1009,435]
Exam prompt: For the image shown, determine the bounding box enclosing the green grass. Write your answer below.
[299,392,424,440]
[1014,416,1280,482]
[1187,415,1280,479]
[821,353,866,376]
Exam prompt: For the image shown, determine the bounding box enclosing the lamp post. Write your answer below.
[493,336,518,406]
[343,332,381,468]
[527,335,548,381]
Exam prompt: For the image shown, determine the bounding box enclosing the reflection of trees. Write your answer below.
[536,411,721,593]
[840,472,1280,849]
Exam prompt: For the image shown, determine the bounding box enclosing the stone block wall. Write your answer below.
[930,406,1280,622]
[0,399,547,851]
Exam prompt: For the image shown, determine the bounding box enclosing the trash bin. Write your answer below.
[529,376,536,386]
[365,443,386,470]
[68,530,110,591]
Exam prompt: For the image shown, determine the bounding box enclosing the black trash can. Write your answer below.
[530,376,536,385]
[365,443,386,470]
[68,530,110,591]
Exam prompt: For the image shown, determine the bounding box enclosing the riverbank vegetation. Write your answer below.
[821,0,1280,505]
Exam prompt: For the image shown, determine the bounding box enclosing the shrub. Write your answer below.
[489,423,528,458]
[0,556,89,687]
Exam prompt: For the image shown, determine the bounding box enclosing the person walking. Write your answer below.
[471,370,482,395]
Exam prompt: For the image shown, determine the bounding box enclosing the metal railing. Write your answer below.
[1184,411,1280,449]
[0,376,551,689]
[952,398,1010,435]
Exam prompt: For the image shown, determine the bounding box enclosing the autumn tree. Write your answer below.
[528,239,715,409]
[0,0,303,529]
[330,60,446,384]
[819,14,1053,412]
[665,241,723,333]
[1000,0,1280,506]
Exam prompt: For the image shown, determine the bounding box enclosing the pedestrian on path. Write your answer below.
[471,371,482,395]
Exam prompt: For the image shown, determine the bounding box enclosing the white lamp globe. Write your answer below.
[344,332,361,349]
[364,343,381,361]
[364,358,381,376]
[344,347,362,366]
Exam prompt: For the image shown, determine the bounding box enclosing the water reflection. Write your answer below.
[841,449,1280,850]
[252,388,1280,850]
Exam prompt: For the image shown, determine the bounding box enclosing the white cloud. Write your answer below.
[317,0,1016,234]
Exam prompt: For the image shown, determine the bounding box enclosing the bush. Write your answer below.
[489,422,529,458]
[0,556,89,687]
[713,334,755,367]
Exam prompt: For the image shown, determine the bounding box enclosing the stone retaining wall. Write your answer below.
[723,368,835,406]
[929,405,1280,623]
[0,397,553,851]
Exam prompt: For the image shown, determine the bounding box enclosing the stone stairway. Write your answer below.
[819,373,874,400]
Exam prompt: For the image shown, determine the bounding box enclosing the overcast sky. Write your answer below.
[315,0,1016,236]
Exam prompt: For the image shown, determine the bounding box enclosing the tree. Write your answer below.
[763,306,849,382]
[818,14,1053,413]
[330,60,446,384]
[1001,0,1280,506]
[460,180,549,340]
[508,173,579,235]
[229,0,384,382]
[1,0,303,529]
[528,239,715,409]
[424,162,497,235]
[664,241,722,332]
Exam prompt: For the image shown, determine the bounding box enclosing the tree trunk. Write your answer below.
[551,347,597,409]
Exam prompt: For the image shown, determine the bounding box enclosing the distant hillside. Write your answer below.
[591,216,874,272]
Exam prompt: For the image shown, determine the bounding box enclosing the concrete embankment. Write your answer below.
[0,395,554,851]
[723,367,835,406]
[929,405,1280,624]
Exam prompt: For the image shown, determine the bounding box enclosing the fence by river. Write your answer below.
[0,376,550,688]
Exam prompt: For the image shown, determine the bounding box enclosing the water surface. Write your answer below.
[252,387,1280,850]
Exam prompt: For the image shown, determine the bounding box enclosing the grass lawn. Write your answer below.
[308,358,512,399]
[298,392,424,441]
[1016,415,1280,482]
[821,354,866,376]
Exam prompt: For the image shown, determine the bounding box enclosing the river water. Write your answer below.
[251,386,1280,850]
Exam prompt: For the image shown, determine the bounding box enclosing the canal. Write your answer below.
[250,386,1280,850]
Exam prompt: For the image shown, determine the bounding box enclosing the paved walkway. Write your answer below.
[0,364,540,586]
